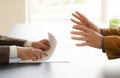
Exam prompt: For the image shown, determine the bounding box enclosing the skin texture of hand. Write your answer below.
[17,47,48,61]
[32,39,50,51]
[71,11,100,33]
[71,25,103,49]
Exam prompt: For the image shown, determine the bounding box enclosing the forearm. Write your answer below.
[102,36,120,59]
[104,36,120,52]
[0,35,27,46]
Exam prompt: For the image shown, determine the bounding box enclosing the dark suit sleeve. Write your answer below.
[0,46,10,65]
[0,35,26,46]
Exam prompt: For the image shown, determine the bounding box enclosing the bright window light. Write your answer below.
[28,0,103,24]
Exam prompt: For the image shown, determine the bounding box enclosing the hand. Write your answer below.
[17,47,48,61]
[71,25,103,48]
[71,11,100,33]
[32,39,50,51]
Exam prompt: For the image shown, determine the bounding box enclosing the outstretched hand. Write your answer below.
[71,11,100,33]
[71,25,103,48]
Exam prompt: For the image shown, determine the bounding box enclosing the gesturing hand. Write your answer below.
[71,25,103,48]
[71,11,100,33]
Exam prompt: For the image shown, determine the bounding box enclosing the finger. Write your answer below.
[73,25,89,32]
[27,51,39,60]
[37,49,48,58]
[35,53,41,59]
[42,52,48,56]
[22,55,37,61]
[38,42,50,50]
[71,36,86,41]
[40,39,50,46]
[39,53,42,59]
[75,11,89,26]
[75,11,97,29]
[75,42,89,46]
[71,31,87,37]
[72,12,88,26]
[72,13,82,22]
[39,52,48,59]
[40,52,48,58]
[37,55,41,59]
[71,18,82,25]
[20,56,28,60]
[28,54,38,61]
[36,49,43,59]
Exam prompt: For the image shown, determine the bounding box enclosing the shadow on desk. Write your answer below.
[0,63,41,70]
[99,66,120,78]
[0,63,53,78]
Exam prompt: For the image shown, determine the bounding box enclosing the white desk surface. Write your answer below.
[0,24,120,78]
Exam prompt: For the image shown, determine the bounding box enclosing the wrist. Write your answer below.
[98,35,103,49]
[17,47,23,57]
[97,28,101,34]
[31,41,37,48]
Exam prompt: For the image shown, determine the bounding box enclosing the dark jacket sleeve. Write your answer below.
[0,35,26,46]
[101,28,120,59]
[101,27,120,36]
[0,46,10,65]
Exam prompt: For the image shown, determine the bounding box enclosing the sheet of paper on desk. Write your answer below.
[18,32,57,63]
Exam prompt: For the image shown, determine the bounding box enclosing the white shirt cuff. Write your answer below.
[24,41,32,47]
[10,46,18,63]
[10,46,17,58]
